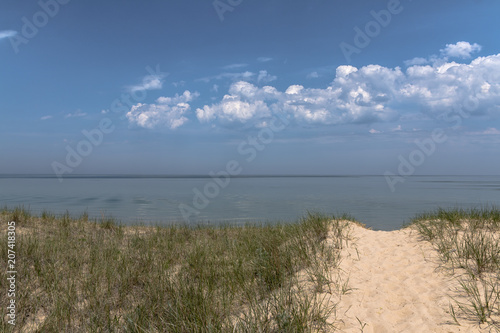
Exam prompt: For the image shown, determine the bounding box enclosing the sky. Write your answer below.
[1,0,500,176]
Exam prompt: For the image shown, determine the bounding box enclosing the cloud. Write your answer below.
[336,65,358,77]
[127,103,189,129]
[196,82,272,123]
[196,66,400,126]
[257,57,273,63]
[284,64,401,124]
[0,30,17,40]
[440,41,482,59]
[197,97,270,123]
[285,85,303,95]
[126,90,199,129]
[307,71,319,79]
[65,110,87,118]
[222,63,248,70]
[400,54,500,115]
[156,90,198,105]
[128,73,167,93]
[197,70,278,85]
[196,71,255,83]
[40,115,53,121]
[172,81,185,88]
[257,70,277,83]
[196,46,500,128]
[404,42,482,67]
[483,128,500,135]
[404,57,429,67]
[467,127,500,135]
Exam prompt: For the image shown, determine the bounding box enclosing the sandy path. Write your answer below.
[330,225,488,333]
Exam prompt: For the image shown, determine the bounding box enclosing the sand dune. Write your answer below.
[327,224,492,332]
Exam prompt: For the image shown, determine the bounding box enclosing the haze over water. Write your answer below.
[2,175,500,231]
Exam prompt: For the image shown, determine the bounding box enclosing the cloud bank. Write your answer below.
[197,43,499,128]
[127,42,500,131]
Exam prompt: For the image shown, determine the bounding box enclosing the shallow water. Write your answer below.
[1,175,499,230]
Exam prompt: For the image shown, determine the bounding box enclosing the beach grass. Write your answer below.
[410,207,500,329]
[0,207,351,332]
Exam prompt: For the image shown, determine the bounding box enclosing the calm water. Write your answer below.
[1,175,500,230]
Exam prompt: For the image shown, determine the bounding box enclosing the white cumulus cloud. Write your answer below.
[196,44,500,128]
[441,41,482,59]
[127,90,199,129]
[196,96,271,123]
[257,70,277,83]
[401,54,500,115]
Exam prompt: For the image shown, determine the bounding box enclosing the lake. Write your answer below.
[1,175,500,230]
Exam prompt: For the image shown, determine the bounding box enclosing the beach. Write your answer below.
[323,224,496,332]
[1,207,499,332]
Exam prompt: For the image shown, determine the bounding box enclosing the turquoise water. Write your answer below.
[1,175,500,230]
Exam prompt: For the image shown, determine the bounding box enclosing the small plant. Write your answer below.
[81,210,89,222]
[454,277,499,324]
[9,205,31,223]
[356,316,368,332]
[448,303,460,326]
[41,209,55,221]
[100,217,117,230]
[59,210,71,228]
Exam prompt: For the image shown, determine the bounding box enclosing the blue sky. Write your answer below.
[1,0,500,176]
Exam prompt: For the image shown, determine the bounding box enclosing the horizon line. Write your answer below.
[1,174,499,179]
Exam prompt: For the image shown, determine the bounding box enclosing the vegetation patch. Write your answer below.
[0,207,351,332]
[410,207,500,330]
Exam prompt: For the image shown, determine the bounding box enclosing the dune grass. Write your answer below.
[410,207,500,329]
[0,207,351,332]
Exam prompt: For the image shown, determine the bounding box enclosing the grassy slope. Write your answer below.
[3,205,498,332]
[0,207,352,333]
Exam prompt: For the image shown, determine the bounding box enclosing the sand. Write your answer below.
[326,224,493,333]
